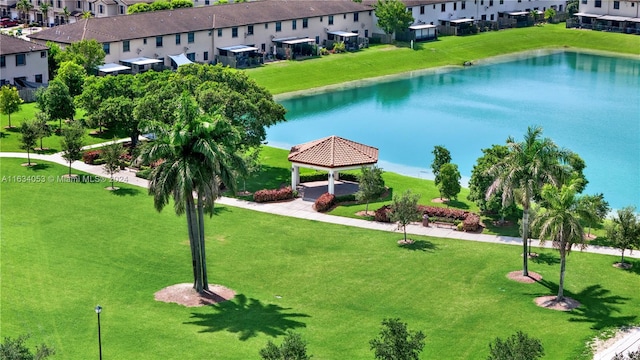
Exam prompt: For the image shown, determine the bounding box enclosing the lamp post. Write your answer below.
[95,305,102,360]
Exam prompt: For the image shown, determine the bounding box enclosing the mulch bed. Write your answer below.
[506,270,542,283]
[154,283,236,307]
[613,262,633,269]
[534,295,581,311]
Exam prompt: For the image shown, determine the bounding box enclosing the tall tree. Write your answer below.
[56,39,106,74]
[373,0,414,36]
[60,122,85,177]
[431,145,451,186]
[62,6,71,23]
[370,318,425,360]
[0,85,23,129]
[531,181,585,302]
[606,207,640,266]
[56,61,86,97]
[437,162,461,202]
[36,78,75,132]
[102,140,125,190]
[19,120,38,166]
[486,126,572,276]
[468,145,511,212]
[140,93,246,293]
[45,41,62,79]
[33,112,52,151]
[487,331,544,360]
[16,0,33,23]
[390,189,421,242]
[576,193,609,237]
[39,2,50,25]
[355,165,385,214]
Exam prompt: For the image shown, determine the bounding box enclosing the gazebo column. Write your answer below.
[328,170,335,194]
[291,165,299,189]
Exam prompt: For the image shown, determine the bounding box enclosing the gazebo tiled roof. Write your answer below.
[288,135,378,169]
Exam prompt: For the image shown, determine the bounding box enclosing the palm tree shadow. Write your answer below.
[398,240,437,252]
[568,284,636,330]
[617,259,640,276]
[111,187,141,196]
[531,252,560,265]
[184,294,310,340]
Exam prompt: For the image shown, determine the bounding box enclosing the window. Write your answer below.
[175,34,181,45]
[500,0,504,4]
[320,16,323,22]
[217,28,222,37]
[461,1,466,10]
[490,14,494,20]
[613,1,619,9]
[203,51,208,61]
[353,12,359,21]
[56,0,60,7]
[187,32,194,43]
[441,3,445,12]
[232,27,238,37]
[102,43,109,54]
[76,0,80,8]
[302,18,308,28]
[480,0,483,5]
[292,20,296,30]
[41,51,46,58]
[247,25,254,35]
[264,23,268,29]
[119,5,124,14]
[204,0,209,4]
[186,53,195,61]
[88,2,92,10]
[98,4,103,13]
[581,0,587,3]
[315,35,319,43]
[123,40,130,52]
[143,38,147,44]
[35,74,43,83]
[275,21,281,32]
[261,43,265,51]
[343,14,346,19]
[594,0,601,7]
[489,0,493,6]
[454,2,457,10]
[156,36,163,47]
[328,15,333,25]
[481,14,486,20]
[420,5,424,14]
[365,29,368,37]
[0,56,5,67]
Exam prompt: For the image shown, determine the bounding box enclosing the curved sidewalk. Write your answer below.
[1,151,638,259]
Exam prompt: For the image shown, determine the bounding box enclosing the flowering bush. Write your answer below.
[253,187,294,203]
[375,204,482,231]
[314,193,335,212]
[82,150,103,164]
[374,205,392,222]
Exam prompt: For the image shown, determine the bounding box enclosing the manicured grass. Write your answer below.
[1,158,638,359]
[246,24,640,94]
[0,103,119,153]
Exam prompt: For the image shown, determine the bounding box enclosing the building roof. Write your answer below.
[29,0,373,44]
[288,135,378,169]
[363,0,455,6]
[0,34,48,55]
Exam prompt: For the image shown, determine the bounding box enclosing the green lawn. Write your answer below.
[1,158,638,359]
[246,24,640,94]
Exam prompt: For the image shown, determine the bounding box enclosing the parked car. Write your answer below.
[0,18,19,28]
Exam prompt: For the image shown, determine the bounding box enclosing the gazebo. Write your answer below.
[288,136,378,194]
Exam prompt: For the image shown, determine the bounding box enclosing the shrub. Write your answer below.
[314,192,336,212]
[332,41,346,53]
[376,204,482,231]
[320,47,331,56]
[82,149,102,164]
[335,194,356,203]
[374,205,392,222]
[135,168,152,179]
[253,187,294,203]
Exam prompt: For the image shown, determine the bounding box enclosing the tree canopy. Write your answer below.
[0,85,23,128]
[56,61,86,97]
[36,78,75,131]
[607,206,640,265]
[487,331,544,360]
[56,39,106,74]
[431,145,451,186]
[437,162,461,201]
[370,318,425,360]
[355,165,385,213]
[374,0,414,36]
[390,189,421,242]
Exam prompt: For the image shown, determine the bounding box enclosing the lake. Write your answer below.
[266,51,640,210]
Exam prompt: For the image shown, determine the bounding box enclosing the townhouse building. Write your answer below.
[573,0,640,33]
[0,33,49,86]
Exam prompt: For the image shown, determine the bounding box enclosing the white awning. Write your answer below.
[327,30,358,37]
[409,24,436,30]
[598,15,632,22]
[98,63,130,73]
[218,45,259,53]
[120,57,162,66]
[630,18,640,23]
[282,38,315,45]
[449,18,475,24]
[507,11,530,16]
[168,53,193,67]
[272,36,298,42]
[574,12,600,17]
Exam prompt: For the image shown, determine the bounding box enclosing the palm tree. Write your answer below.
[16,0,33,23]
[486,126,572,276]
[39,3,50,26]
[532,181,585,301]
[140,93,246,294]
[607,207,640,266]
[62,6,71,24]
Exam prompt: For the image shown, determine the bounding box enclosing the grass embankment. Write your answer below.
[246,24,640,94]
[1,158,637,359]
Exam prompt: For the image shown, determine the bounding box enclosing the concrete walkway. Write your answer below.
[2,149,638,259]
[2,148,639,359]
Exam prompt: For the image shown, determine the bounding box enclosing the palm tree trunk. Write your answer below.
[521,208,530,276]
[186,195,204,293]
[557,247,566,301]
[197,193,209,292]
[185,199,198,289]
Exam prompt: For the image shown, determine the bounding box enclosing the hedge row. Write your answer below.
[253,187,294,203]
[314,193,336,212]
[374,204,481,232]
[82,150,103,165]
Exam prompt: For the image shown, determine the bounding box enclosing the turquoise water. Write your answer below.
[267,52,640,209]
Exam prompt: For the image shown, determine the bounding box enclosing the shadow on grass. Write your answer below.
[35,148,59,154]
[246,165,291,193]
[111,187,142,196]
[613,258,640,276]
[24,163,51,171]
[531,252,560,266]
[398,239,437,252]
[445,199,469,209]
[185,294,310,340]
[530,281,635,330]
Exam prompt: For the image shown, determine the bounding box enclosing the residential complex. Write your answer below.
[0,33,48,86]
[573,0,640,33]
